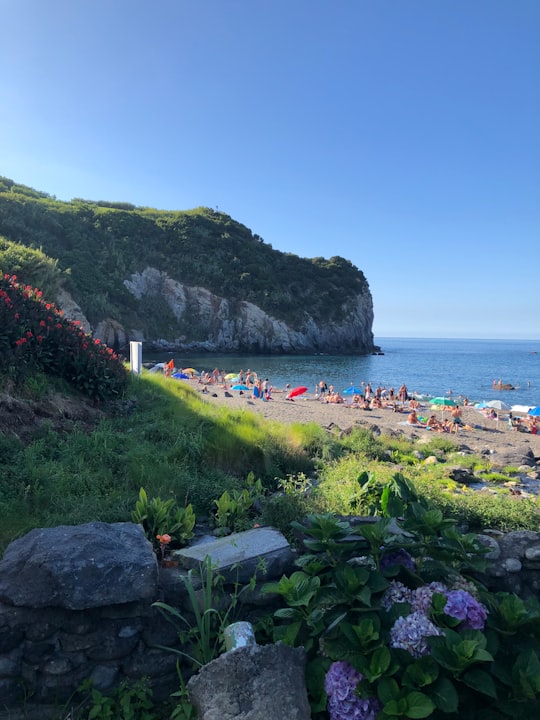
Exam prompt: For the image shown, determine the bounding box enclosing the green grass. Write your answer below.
[0,371,317,551]
[0,370,538,554]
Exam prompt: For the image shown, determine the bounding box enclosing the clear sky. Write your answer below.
[1,1,538,340]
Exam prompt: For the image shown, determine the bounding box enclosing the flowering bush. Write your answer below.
[0,274,127,400]
[263,479,540,719]
[325,661,381,720]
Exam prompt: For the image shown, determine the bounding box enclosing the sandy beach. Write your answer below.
[194,385,539,461]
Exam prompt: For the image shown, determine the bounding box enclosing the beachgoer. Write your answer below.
[398,384,408,404]
[164,358,174,377]
[407,409,422,426]
[511,416,522,432]
[450,405,463,433]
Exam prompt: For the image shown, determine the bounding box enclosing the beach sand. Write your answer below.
[194,385,539,461]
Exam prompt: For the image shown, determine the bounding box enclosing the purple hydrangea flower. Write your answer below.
[411,582,448,613]
[443,590,488,630]
[380,580,413,611]
[380,548,416,573]
[325,661,382,720]
[390,611,444,657]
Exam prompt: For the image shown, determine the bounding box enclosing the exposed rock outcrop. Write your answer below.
[55,288,91,333]
[122,266,375,354]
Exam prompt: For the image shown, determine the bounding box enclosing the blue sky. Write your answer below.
[1,1,538,340]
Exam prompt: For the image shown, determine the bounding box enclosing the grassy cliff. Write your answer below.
[0,177,371,338]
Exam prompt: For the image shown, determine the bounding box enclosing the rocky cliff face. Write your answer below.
[59,266,376,354]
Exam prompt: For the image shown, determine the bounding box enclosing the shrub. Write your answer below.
[131,487,195,552]
[0,274,127,400]
[263,502,540,719]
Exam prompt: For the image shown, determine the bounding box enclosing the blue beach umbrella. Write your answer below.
[343,386,363,394]
[231,384,250,391]
[474,401,490,409]
[172,372,190,380]
[528,406,540,416]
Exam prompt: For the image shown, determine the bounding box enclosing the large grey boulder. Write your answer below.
[0,522,157,609]
[188,643,311,720]
[488,446,537,470]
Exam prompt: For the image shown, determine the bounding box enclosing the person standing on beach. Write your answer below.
[450,404,463,433]
[398,384,409,405]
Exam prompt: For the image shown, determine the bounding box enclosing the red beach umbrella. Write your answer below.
[287,386,308,399]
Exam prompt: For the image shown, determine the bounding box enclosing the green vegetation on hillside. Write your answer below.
[0,276,537,554]
[1,368,538,554]
[0,177,370,335]
[1,274,538,720]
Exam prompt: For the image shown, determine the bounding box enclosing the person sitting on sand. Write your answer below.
[426,415,443,431]
[407,410,423,426]
[327,391,344,404]
[511,416,523,432]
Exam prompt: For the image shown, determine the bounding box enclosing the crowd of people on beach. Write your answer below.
[156,360,538,436]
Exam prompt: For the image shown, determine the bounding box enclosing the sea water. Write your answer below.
[144,338,540,408]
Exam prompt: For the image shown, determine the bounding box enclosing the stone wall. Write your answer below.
[0,523,293,715]
[475,529,540,599]
[0,521,539,716]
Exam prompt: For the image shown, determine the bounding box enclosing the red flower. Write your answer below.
[56,323,62,329]
[26,331,33,338]
[15,337,26,346]
[40,320,46,327]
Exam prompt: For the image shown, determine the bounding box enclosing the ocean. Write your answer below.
[144,338,540,409]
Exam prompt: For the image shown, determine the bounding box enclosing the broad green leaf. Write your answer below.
[430,676,459,713]
[404,691,436,719]
[462,668,498,698]
[378,677,400,704]
[513,649,540,699]
[402,657,439,688]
